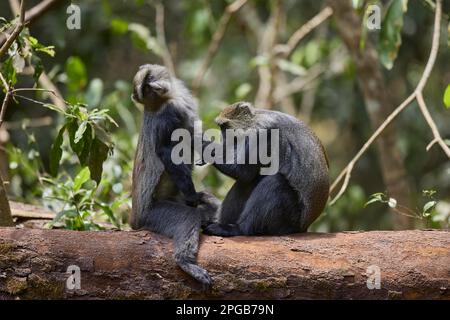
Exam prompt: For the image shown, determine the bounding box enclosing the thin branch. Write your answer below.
[254,0,283,109]
[8,0,20,15]
[11,93,57,107]
[0,0,26,58]
[417,92,450,157]
[192,0,248,94]
[273,64,325,103]
[0,0,63,48]
[9,0,61,23]
[0,67,15,228]
[237,2,264,39]
[7,0,67,110]
[0,73,13,129]
[11,87,55,93]
[0,72,8,90]
[274,6,333,58]
[23,0,61,23]
[154,1,175,75]
[37,72,66,111]
[330,92,417,204]
[426,138,438,151]
[266,6,332,109]
[330,0,446,204]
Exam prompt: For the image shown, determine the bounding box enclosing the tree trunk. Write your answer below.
[0,175,13,227]
[328,0,413,229]
[0,228,448,299]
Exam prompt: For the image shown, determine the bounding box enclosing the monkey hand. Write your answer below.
[149,80,170,96]
[195,158,209,166]
[185,192,203,207]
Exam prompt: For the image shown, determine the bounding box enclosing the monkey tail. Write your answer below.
[173,215,212,288]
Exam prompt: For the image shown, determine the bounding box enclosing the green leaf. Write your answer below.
[53,209,78,224]
[27,36,38,46]
[96,201,118,226]
[235,83,252,99]
[443,84,450,108]
[88,138,110,183]
[37,46,55,57]
[364,193,384,207]
[49,125,66,176]
[67,119,92,166]
[378,0,407,70]
[74,121,88,144]
[85,78,104,108]
[73,167,91,192]
[277,59,307,76]
[92,123,113,148]
[250,55,269,68]
[423,201,437,214]
[128,23,163,55]
[42,103,65,114]
[27,36,55,57]
[364,198,380,207]
[65,56,87,91]
[111,18,129,34]
[1,57,17,86]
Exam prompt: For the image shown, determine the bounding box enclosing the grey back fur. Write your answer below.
[131,74,199,229]
[255,109,329,229]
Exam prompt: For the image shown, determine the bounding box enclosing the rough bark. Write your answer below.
[0,228,448,300]
[0,175,13,227]
[328,0,413,229]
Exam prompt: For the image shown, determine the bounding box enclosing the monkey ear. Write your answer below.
[237,102,254,115]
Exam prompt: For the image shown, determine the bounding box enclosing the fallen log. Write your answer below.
[10,201,55,220]
[0,228,448,299]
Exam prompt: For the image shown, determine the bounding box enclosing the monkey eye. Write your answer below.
[142,83,152,96]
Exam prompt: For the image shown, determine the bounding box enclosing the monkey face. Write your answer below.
[132,64,172,107]
[215,101,255,130]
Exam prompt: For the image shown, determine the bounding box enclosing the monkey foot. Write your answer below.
[203,223,241,237]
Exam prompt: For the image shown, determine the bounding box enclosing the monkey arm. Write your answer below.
[213,143,260,181]
[155,106,200,206]
[156,145,199,206]
[213,162,260,182]
[212,136,261,182]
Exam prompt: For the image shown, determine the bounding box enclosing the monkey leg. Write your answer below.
[197,191,221,227]
[219,179,259,225]
[141,201,212,287]
[238,173,302,235]
[204,174,302,236]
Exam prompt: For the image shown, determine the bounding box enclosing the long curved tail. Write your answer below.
[173,216,212,287]
[134,194,220,288]
[174,191,220,287]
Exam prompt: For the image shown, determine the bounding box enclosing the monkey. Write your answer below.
[130,64,219,287]
[202,101,329,237]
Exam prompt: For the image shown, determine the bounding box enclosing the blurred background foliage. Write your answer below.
[0,0,449,231]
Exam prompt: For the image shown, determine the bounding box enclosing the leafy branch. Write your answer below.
[330,0,449,205]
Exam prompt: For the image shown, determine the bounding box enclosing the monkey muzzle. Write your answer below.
[215,117,230,129]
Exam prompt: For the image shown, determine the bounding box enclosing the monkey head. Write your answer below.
[215,102,256,131]
[132,64,172,109]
